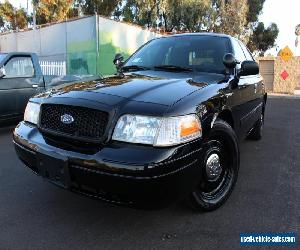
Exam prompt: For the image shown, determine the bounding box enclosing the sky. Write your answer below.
[259,0,299,55]
[2,0,300,56]
[4,0,32,12]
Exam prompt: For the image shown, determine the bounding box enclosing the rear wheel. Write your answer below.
[187,119,239,212]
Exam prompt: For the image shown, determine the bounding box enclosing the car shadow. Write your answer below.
[0,121,19,135]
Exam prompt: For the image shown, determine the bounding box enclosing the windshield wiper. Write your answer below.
[122,65,151,72]
[154,65,193,72]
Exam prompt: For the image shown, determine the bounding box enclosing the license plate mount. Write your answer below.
[37,153,71,188]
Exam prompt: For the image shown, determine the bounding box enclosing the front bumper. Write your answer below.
[13,122,204,209]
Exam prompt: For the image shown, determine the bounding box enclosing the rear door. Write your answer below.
[0,55,43,119]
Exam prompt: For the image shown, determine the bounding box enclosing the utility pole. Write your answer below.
[14,9,18,32]
[33,7,36,29]
[32,0,38,29]
[78,3,82,17]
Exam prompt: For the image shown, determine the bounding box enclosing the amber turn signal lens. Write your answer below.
[180,118,201,137]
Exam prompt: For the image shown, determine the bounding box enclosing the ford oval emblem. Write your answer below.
[61,114,74,124]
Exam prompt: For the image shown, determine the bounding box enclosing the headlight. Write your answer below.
[112,115,161,145]
[24,102,41,125]
[112,114,201,147]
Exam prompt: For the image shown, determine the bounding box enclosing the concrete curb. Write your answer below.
[268,93,300,99]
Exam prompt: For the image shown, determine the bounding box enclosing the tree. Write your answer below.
[216,0,249,40]
[122,0,147,26]
[245,0,278,55]
[0,0,278,55]
[160,0,211,32]
[34,0,76,24]
[247,22,279,56]
[0,1,14,31]
[0,0,29,31]
[78,0,122,16]
[122,0,212,32]
[14,8,29,30]
[206,0,278,55]
[184,0,210,31]
[121,0,160,28]
[247,0,265,23]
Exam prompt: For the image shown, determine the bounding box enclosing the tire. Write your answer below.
[247,110,264,141]
[187,119,240,212]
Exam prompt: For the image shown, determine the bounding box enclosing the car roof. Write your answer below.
[1,52,34,56]
[166,32,232,39]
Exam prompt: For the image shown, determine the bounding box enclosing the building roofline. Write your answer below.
[0,14,161,36]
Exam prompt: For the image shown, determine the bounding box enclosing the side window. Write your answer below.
[4,57,34,78]
[239,42,254,61]
[231,39,246,63]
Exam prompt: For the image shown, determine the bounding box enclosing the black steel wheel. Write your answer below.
[187,119,239,211]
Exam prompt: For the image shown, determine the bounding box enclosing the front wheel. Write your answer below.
[187,119,239,212]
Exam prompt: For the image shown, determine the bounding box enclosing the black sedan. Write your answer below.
[13,33,267,211]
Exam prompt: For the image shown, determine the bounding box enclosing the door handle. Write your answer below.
[254,83,258,93]
[32,84,39,88]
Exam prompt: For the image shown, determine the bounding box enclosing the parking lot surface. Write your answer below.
[0,97,299,250]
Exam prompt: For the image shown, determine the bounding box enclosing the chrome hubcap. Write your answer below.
[206,153,222,181]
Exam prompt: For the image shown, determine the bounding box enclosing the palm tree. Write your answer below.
[0,1,28,31]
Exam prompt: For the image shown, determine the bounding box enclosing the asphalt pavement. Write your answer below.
[0,97,299,250]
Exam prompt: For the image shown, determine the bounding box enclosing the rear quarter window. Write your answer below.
[239,42,254,61]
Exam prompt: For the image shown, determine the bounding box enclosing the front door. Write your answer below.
[0,56,42,120]
[237,75,261,134]
[227,76,258,137]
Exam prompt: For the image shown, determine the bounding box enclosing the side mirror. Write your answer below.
[239,61,259,76]
[223,53,237,70]
[0,67,5,79]
[113,53,124,71]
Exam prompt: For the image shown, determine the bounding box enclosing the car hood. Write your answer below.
[36,71,226,106]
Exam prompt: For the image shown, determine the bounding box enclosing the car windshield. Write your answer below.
[124,35,231,74]
[0,54,7,64]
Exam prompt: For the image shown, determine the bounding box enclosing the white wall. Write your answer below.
[0,15,161,75]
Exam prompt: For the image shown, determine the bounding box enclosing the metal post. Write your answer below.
[96,14,99,76]
[33,3,36,29]
[14,9,18,32]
